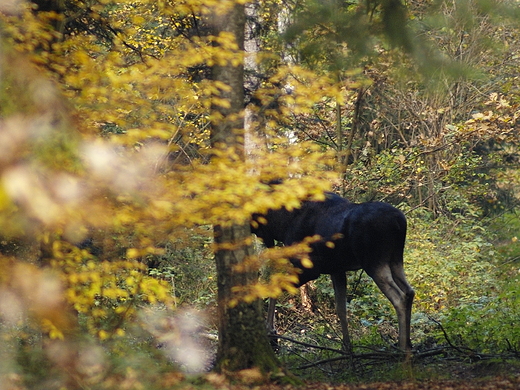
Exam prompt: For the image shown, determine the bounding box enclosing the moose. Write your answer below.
[251,191,414,355]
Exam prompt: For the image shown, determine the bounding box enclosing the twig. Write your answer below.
[296,355,347,370]
[426,316,519,361]
[295,350,410,370]
[271,333,348,355]
[428,316,473,355]
[273,333,412,370]
[500,256,520,266]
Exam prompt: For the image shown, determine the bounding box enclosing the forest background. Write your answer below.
[0,0,519,389]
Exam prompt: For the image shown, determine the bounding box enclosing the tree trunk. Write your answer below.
[209,1,279,374]
[214,224,279,373]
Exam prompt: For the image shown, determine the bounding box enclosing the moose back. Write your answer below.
[251,192,414,354]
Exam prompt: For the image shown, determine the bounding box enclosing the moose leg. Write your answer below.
[390,262,414,353]
[266,297,277,334]
[331,272,352,353]
[266,297,280,350]
[367,263,414,355]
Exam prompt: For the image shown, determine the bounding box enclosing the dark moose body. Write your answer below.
[251,192,414,354]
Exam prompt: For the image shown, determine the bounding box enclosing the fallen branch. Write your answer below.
[273,323,520,373]
[270,333,348,355]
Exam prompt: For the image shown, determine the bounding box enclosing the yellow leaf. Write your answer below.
[126,248,140,259]
[132,15,145,25]
[301,257,313,268]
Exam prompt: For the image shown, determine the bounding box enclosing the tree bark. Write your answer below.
[209,1,279,374]
[214,224,279,373]
[210,2,246,151]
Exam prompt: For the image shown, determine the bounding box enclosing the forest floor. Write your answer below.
[187,358,520,390]
[268,376,520,390]
[195,321,520,390]
[200,359,520,390]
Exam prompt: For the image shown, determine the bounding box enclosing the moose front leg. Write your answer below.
[266,297,277,334]
[331,272,352,353]
[265,297,281,350]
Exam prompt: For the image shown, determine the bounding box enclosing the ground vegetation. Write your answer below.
[0,0,518,389]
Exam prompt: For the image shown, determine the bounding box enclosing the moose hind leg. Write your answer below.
[367,263,413,354]
[390,262,414,351]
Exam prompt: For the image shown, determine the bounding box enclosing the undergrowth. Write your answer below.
[1,210,517,387]
[268,209,519,382]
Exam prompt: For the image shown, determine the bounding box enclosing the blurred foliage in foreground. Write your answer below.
[0,0,519,388]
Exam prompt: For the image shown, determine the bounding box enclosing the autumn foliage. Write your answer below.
[0,0,519,388]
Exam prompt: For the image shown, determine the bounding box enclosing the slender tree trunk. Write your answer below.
[209,1,279,374]
[244,0,261,143]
